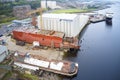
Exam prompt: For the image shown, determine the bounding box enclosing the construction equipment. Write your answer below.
[27,8,43,29]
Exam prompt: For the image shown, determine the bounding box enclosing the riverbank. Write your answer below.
[63,3,120,80]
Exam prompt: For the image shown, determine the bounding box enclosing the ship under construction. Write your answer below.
[12,27,80,51]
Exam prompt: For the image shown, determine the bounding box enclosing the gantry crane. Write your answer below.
[27,8,43,29]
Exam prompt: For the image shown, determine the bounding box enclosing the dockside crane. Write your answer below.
[26,8,43,30]
[26,0,49,30]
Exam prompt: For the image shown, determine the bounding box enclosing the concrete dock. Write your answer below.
[4,36,64,61]
[83,13,105,23]
[90,14,105,23]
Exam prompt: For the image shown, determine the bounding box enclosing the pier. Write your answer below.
[77,13,106,39]
[90,14,105,23]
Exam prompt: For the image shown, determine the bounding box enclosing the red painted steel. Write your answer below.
[12,29,80,49]
[13,30,62,48]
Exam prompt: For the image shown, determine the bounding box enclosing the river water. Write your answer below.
[63,2,120,80]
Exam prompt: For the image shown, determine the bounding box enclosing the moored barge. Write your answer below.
[13,52,78,76]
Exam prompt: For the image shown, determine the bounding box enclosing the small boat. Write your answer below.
[105,12,113,23]
[13,52,78,76]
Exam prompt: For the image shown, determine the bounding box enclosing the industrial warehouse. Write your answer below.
[37,13,89,37]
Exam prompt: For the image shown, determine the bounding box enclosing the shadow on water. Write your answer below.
[60,74,78,80]
[79,24,89,40]
[62,52,79,80]
[105,21,112,27]
[63,51,78,61]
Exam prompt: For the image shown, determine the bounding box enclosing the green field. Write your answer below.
[52,8,96,13]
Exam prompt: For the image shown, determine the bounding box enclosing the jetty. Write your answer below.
[90,14,105,23]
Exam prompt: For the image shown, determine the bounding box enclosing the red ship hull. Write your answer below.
[13,31,62,48]
[12,28,80,50]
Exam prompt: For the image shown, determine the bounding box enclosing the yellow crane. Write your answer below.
[27,8,43,30]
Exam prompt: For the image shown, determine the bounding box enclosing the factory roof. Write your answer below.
[12,18,31,24]
[0,45,7,55]
[40,13,78,20]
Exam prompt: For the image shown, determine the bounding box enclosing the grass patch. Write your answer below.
[24,73,39,80]
[0,16,16,24]
[0,22,12,26]
[2,71,12,80]
[52,8,96,13]
[1,70,39,80]
[18,73,39,80]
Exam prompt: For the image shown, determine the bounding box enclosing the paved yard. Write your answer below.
[5,36,64,60]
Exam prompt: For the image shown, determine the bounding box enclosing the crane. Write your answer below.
[27,8,43,30]
[26,0,49,30]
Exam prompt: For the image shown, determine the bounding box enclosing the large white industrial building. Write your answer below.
[37,13,89,37]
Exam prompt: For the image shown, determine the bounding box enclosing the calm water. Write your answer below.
[64,2,120,80]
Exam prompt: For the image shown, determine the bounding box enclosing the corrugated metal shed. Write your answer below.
[0,45,8,63]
